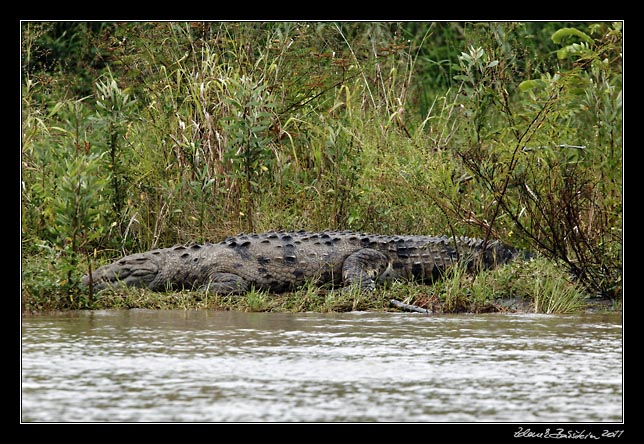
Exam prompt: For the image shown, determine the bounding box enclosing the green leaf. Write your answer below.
[551,27,594,45]
[453,74,471,82]
[518,79,547,92]
[459,52,473,63]
[556,42,592,60]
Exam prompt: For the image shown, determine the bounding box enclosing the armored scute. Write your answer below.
[82,230,524,294]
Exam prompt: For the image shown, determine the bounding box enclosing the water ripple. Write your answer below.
[21,310,622,422]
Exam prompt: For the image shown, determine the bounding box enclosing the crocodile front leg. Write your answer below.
[342,248,390,291]
[199,272,249,294]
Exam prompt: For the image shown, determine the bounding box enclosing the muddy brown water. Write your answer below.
[21,309,622,422]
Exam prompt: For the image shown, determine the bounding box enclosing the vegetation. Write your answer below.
[21,22,622,313]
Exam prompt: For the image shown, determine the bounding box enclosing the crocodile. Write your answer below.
[82,230,525,294]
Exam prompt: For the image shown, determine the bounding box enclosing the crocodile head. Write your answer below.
[81,252,161,291]
[482,241,524,268]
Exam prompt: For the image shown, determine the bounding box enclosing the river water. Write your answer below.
[21,309,622,423]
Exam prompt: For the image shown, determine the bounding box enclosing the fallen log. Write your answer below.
[390,299,433,314]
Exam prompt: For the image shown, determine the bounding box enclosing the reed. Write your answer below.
[531,269,587,314]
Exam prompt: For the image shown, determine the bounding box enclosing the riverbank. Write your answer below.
[21,256,621,315]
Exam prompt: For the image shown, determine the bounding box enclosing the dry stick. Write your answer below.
[481,88,562,249]
[86,251,94,305]
[390,299,433,314]
[277,71,361,117]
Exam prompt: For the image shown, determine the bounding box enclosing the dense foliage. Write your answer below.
[21,22,622,310]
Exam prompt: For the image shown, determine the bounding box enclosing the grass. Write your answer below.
[21,255,598,315]
[531,269,587,314]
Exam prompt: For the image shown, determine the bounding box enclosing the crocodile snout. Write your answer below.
[82,256,159,290]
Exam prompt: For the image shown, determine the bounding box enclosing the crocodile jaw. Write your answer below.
[82,254,160,290]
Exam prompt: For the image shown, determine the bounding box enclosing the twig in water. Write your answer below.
[390,299,433,314]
